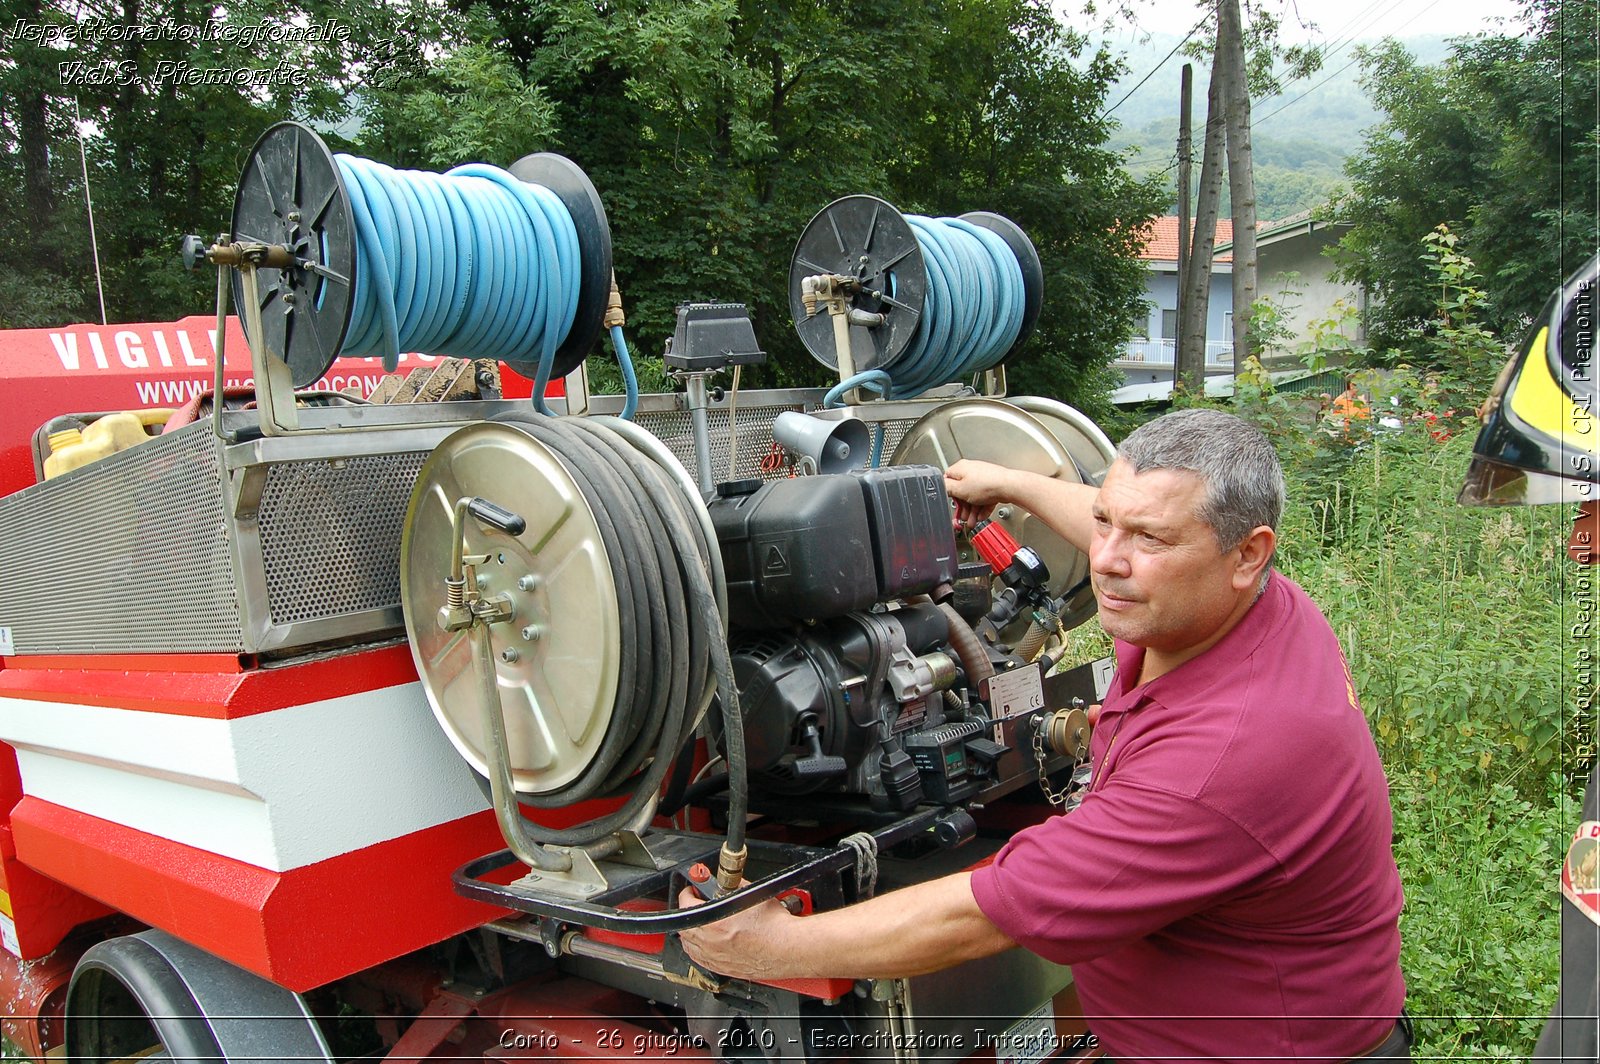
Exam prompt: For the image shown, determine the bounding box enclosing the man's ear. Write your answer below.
[1233,526,1276,590]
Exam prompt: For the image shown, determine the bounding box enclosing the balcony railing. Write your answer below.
[1117,339,1235,367]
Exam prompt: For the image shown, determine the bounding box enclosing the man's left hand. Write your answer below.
[678,887,798,982]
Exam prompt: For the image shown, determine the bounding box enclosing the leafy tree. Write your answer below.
[361,0,1162,405]
[1333,0,1599,357]
[0,0,428,326]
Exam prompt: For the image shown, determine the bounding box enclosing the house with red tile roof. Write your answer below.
[1116,217,1237,394]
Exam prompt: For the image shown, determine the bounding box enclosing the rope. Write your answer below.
[825,215,1026,407]
[841,831,879,901]
[333,155,639,418]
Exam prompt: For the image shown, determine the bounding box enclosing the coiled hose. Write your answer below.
[826,215,1026,407]
[491,414,747,856]
[335,155,640,416]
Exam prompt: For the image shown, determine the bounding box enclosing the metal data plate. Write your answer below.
[401,421,621,795]
[890,398,1097,630]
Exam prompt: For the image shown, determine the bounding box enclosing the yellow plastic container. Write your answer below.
[43,409,174,480]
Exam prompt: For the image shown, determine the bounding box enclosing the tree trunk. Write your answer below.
[1219,0,1258,375]
[1177,45,1225,393]
[1174,62,1192,390]
[13,0,55,235]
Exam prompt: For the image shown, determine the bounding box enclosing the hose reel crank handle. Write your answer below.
[443,495,573,875]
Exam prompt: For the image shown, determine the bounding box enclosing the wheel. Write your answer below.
[65,931,333,1063]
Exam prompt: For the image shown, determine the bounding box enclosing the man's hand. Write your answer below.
[944,459,1017,530]
[677,887,798,982]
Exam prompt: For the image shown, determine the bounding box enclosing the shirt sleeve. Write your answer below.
[970,778,1281,966]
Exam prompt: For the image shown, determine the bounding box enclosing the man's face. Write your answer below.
[1088,460,1253,654]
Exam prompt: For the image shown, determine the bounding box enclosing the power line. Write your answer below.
[1102,15,1210,119]
[1254,0,1448,127]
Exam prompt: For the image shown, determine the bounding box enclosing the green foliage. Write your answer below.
[1410,224,1506,385]
[386,0,1160,405]
[1279,422,1578,1057]
[1389,772,1569,1057]
[0,0,424,324]
[1296,297,1365,373]
[1334,2,1599,358]
[2,0,1158,415]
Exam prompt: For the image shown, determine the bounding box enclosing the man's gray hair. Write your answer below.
[1116,408,1286,551]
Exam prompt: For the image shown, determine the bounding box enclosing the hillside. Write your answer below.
[1099,33,1454,220]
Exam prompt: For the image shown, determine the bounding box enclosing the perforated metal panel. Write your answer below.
[0,389,952,660]
[258,452,430,626]
[635,403,810,482]
[0,423,242,654]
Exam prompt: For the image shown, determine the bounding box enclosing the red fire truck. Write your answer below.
[0,122,1114,1063]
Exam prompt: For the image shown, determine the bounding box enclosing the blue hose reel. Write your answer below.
[787,196,1044,404]
[228,121,613,393]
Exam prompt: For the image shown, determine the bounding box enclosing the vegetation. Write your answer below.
[1199,229,1579,1057]
[1333,0,1599,357]
[0,0,1163,403]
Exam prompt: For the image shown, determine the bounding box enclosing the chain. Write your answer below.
[1029,707,1091,812]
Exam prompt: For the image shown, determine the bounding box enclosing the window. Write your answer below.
[1161,310,1178,341]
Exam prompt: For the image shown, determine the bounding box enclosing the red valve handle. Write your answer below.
[971,519,1020,573]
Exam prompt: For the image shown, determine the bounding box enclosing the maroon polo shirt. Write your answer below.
[971,572,1404,1061]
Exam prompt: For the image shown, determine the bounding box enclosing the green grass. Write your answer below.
[1067,404,1579,1056]
[1279,425,1580,1057]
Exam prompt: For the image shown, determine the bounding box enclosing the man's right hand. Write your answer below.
[944,459,1015,530]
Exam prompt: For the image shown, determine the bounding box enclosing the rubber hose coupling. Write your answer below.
[716,843,748,893]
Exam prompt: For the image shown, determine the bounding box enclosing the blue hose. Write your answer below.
[335,155,633,416]
[610,324,638,420]
[825,214,1026,406]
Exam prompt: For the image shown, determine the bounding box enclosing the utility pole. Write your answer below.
[1174,62,1193,391]
[1178,44,1223,395]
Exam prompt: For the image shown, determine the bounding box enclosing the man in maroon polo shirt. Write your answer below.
[681,408,1407,1061]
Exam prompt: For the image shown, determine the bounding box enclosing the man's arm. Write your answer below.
[678,871,1014,981]
[944,459,1100,553]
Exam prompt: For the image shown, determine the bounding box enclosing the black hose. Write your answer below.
[486,413,746,855]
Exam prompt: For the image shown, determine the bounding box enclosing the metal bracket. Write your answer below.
[512,847,610,900]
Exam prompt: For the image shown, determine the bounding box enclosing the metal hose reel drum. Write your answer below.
[229,121,613,388]
[890,397,1116,634]
[400,417,726,802]
[786,196,1044,393]
[401,421,622,794]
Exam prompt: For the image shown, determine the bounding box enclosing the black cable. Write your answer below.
[1102,15,1210,119]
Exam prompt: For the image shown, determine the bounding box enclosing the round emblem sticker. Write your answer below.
[1561,820,1600,926]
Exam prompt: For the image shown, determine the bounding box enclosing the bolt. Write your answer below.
[287,211,301,224]
[517,575,541,591]
[282,292,296,306]
[477,574,490,589]
[521,625,543,641]
[500,648,520,663]
[995,505,1014,520]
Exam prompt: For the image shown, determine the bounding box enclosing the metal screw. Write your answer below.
[500,648,520,663]
[995,505,1014,520]
[521,625,543,641]
[282,292,296,306]
[476,574,490,589]
[287,211,301,223]
[517,575,541,591]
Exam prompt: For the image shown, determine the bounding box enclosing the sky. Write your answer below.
[1089,0,1530,45]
